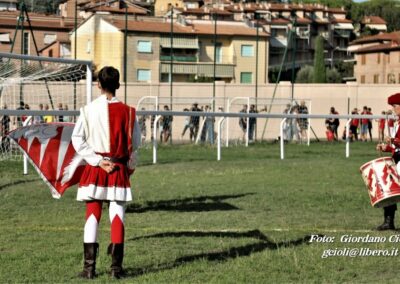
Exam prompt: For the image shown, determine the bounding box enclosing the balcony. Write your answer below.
[160,62,235,78]
[160,55,197,62]
[296,28,309,39]
[334,29,351,38]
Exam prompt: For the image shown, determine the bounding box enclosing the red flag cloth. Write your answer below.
[8,123,86,199]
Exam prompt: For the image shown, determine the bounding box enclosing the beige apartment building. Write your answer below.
[350,31,400,84]
[71,14,269,84]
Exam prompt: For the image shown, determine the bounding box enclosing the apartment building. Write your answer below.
[71,14,268,84]
[155,2,353,75]
[350,31,400,84]
[0,11,76,55]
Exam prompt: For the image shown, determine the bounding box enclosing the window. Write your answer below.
[377,53,380,64]
[48,49,53,58]
[240,72,252,84]
[0,33,10,43]
[137,40,152,53]
[137,69,151,82]
[387,53,391,64]
[241,45,253,57]
[360,75,365,83]
[23,32,29,55]
[361,54,366,65]
[373,74,379,84]
[388,73,395,84]
[44,34,57,45]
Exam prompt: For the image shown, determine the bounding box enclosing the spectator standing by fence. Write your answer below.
[160,105,173,143]
[57,103,64,122]
[181,108,190,140]
[33,103,44,124]
[248,104,257,143]
[350,108,359,141]
[297,100,308,143]
[190,103,202,142]
[239,105,247,141]
[360,106,369,142]
[138,108,147,143]
[377,111,386,143]
[325,107,339,141]
[368,107,373,142]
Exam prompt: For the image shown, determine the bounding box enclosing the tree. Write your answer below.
[313,36,326,83]
[296,66,314,83]
[326,68,342,83]
[21,0,64,14]
[351,0,400,32]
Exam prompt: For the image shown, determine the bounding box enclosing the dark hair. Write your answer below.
[98,66,120,94]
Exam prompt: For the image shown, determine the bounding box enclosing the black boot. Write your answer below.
[108,243,125,279]
[79,243,99,279]
[376,205,396,231]
[376,215,395,230]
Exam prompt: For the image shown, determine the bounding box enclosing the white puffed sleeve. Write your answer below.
[71,113,103,167]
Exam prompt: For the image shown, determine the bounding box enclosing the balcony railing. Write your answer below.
[334,29,351,38]
[160,62,235,78]
[160,55,197,62]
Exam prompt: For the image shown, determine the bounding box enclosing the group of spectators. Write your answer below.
[238,104,260,143]
[0,101,73,152]
[282,100,309,143]
[138,103,215,144]
[326,105,393,143]
[348,106,394,143]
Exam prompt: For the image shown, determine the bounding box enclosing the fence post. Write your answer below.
[346,119,351,158]
[22,116,33,175]
[153,115,161,164]
[280,118,286,160]
[217,117,226,161]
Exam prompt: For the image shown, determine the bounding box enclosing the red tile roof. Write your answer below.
[350,31,400,46]
[108,19,269,37]
[86,5,148,15]
[296,17,312,25]
[269,18,291,25]
[331,18,353,24]
[181,8,233,16]
[361,16,387,25]
[355,42,400,53]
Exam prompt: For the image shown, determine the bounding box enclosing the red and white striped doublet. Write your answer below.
[72,96,140,202]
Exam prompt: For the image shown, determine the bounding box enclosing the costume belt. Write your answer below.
[99,154,129,164]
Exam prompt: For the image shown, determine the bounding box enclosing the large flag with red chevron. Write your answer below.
[8,123,86,199]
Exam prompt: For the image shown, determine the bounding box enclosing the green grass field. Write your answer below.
[1,142,399,283]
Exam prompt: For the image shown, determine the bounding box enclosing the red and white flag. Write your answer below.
[8,123,86,199]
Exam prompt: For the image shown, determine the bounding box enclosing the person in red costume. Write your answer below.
[376,93,400,230]
[72,66,141,279]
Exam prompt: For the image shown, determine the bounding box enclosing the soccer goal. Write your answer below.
[0,52,92,160]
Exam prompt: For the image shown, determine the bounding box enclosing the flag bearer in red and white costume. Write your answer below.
[376,93,400,230]
[72,66,141,279]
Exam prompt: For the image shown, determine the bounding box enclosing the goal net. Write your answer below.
[0,52,92,160]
